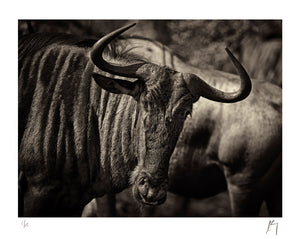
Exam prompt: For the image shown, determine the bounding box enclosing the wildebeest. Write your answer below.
[83,35,281,217]
[18,23,251,216]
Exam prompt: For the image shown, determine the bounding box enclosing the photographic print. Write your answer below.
[18,20,282,218]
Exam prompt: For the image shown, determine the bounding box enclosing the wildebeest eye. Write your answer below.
[139,177,147,185]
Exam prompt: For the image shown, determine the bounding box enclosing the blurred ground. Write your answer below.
[83,188,268,217]
[19,20,281,217]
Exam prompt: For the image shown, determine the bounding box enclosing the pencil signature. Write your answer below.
[266,220,278,235]
[21,219,29,229]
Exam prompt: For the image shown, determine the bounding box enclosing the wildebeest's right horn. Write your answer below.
[183,48,252,103]
[90,23,145,78]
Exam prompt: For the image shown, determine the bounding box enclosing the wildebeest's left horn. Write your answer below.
[183,48,252,103]
[90,23,145,78]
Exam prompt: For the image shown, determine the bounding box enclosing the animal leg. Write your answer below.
[96,194,117,216]
[82,196,117,217]
[227,182,264,216]
[81,199,98,217]
[265,186,282,217]
[262,153,282,217]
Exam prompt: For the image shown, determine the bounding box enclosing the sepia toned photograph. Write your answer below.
[18,19,282,218]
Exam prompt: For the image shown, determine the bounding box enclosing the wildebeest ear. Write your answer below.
[92,73,141,99]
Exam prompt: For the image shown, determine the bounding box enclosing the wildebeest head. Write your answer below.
[90,23,251,206]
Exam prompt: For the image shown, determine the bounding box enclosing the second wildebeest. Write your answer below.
[19,23,251,216]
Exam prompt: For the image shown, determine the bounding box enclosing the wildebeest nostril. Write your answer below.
[146,188,157,201]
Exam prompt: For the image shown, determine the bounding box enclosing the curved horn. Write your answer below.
[184,48,252,103]
[90,23,145,78]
